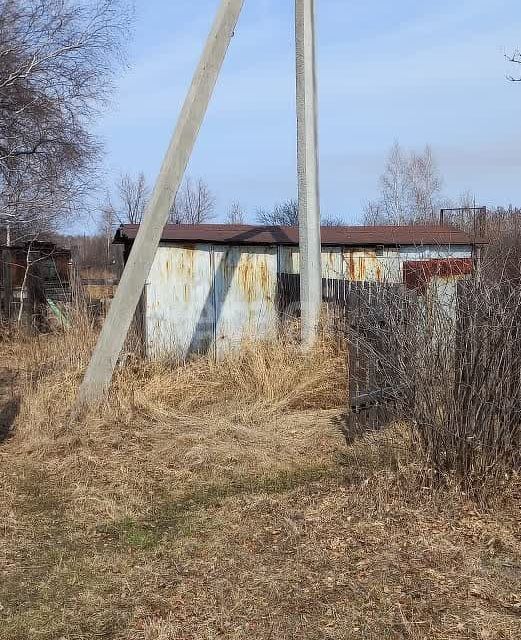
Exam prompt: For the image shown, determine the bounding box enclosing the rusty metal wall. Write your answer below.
[146,244,215,358]
[213,246,278,357]
[279,245,472,284]
[279,246,344,279]
[145,243,278,359]
[145,242,474,358]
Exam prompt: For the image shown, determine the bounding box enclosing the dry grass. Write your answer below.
[0,322,520,640]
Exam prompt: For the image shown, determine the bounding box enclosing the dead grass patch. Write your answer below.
[0,327,519,640]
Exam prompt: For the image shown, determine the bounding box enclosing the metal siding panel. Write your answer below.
[146,244,214,358]
[322,248,344,279]
[280,247,343,278]
[279,246,299,274]
[214,246,278,357]
[281,245,470,283]
[144,242,474,360]
[342,249,390,282]
[399,245,473,260]
[379,249,402,282]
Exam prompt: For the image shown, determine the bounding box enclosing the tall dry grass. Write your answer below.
[1,314,347,523]
[12,323,347,438]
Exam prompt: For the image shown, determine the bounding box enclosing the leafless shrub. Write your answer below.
[344,263,521,494]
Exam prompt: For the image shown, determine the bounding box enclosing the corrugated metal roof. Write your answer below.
[114,223,477,247]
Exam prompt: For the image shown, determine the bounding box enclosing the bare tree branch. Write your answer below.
[506,50,521,81]
[257,199,299,226]
[226,201,245,224]
[116,172,149,225]
[363,142,443,225]
[0,0,131,238]
[169,176,216,224]
[256,198,344,227]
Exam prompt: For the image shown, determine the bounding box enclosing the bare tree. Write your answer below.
[322,215,346,227]
[256,199,344,227]
[99,203,118,238]
[115,172,149,224]
[257,199,299,226]
[97,201,119,264]
[0,0,130,239]
[226,201,245,224]
[170,176,216,224]
[364,142,443,225]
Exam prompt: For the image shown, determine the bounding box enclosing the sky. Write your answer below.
[94,0,521,226]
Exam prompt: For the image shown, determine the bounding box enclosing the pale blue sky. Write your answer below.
[95,0,521,225]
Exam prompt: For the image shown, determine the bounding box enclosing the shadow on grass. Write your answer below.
[0,396,20,443]
[97,465,338,550]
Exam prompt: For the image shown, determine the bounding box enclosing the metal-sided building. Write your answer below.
[115,223,480,359]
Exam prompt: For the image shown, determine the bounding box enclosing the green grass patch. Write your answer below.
[96,516,162,550]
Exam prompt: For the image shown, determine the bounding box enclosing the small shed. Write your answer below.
[115,223,481,359]
[0,241,72,325]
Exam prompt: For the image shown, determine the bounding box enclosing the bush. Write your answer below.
[344,265,521,494]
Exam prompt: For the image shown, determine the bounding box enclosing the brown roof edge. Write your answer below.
[114,223,478,247]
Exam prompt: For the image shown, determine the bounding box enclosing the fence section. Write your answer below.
[277,273,416,436]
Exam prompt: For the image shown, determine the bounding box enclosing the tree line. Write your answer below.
[1,1,519,272]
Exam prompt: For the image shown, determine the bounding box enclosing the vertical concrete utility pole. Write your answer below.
[296,0,322,348]
[77,0,245,405]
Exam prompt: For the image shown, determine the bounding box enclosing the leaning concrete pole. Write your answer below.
[295,0,322,348]
[77,0,245,405]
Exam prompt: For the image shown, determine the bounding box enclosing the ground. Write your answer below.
[0,335,519,640]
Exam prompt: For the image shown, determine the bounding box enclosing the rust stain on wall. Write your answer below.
[258,258,272,299]
[344,250,385,282]
[347,253,356,280]
[168,246,197,303]
[233,253,273,305]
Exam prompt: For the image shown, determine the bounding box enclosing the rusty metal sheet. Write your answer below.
[343,249,378,282]
[144,241,475,360]
[278,246,299,275]
[322,248,344,279]
[342,248,402,283]
[214,246,278,357]
[145,244,215,358]
[278,246,344,279]
[404,259,473,292]
[340,246,473,284]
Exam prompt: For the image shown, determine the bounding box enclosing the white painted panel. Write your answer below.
[322,248,344,279]
[279,246,299,275]
[146,244,214,358]
[214,246,278,357]
[399,245,473,260]
[144,241,474,360]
